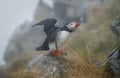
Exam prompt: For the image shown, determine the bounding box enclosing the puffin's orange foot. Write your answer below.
[52,49,63,56]
[55,49,63,53]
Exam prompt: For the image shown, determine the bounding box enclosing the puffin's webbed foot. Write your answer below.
[52,49,63,56]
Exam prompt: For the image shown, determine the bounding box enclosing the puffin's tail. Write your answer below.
[36,46,49,51]
[36,38,49,51]
[36,46,43,51]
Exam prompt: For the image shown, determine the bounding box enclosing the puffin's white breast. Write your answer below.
[49,31,70,51]
[57,31,70,46]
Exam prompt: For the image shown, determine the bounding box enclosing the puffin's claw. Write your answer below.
[52,49,63,56]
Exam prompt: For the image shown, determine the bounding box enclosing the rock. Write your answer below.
[106,16,120,78]
[27,51,70,78]
[111,16,120,39]
[107,47,120,78]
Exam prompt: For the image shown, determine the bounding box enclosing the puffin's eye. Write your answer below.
[70,23,73,25]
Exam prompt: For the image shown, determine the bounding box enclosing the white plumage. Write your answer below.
[49,31,70,51]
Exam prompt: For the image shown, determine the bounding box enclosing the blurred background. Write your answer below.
[0,0,120,78]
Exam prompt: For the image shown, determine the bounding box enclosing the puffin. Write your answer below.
[32,18,80,56]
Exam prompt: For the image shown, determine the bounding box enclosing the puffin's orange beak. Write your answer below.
[75,22,80,27]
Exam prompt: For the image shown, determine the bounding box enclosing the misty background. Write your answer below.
[0,0,39,65]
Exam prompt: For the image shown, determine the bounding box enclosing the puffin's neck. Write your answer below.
[60,26,72,33]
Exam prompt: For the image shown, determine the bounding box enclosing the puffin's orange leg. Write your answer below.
[52,49,63,56]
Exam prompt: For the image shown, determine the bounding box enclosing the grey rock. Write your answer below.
[107,16,120,78]
[111,16,120,39]
[27,51,70,78]
[107,47,120,78]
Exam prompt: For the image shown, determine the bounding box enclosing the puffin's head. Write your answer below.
[65,22,80,31]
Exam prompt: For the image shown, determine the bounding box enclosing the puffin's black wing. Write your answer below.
[35,28,60,51]
[32,18,57,36]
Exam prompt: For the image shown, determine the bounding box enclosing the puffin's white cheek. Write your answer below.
[70,25,76,29]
